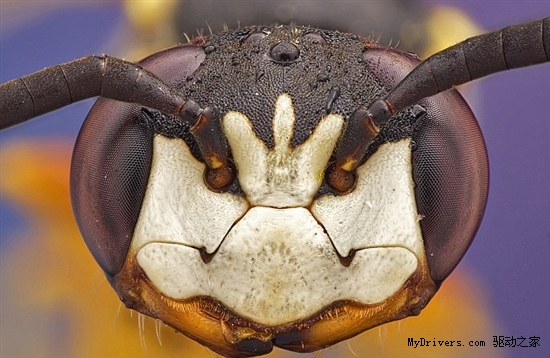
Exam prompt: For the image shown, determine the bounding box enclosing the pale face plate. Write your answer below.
[132,94,424,325]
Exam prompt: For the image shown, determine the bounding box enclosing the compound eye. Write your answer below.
[71,101,153,277]
[270,42,300,62]
[244,31,268,43]
[204,161,237,192]
[303,32,326,45]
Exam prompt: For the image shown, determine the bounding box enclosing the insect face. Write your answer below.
[1,16,548,358]
[63,25,488,356]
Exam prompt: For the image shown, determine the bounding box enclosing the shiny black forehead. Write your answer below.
[182,25,385,148]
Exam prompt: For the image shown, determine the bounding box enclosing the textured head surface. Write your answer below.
[71,24,488,357]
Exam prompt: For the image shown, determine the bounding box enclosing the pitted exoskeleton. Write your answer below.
[0,18,548,357]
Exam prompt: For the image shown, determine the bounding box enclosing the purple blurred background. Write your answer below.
[1,1,548,357]
[445,2,550,356]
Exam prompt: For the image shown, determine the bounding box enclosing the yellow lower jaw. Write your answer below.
[109,251,437,357]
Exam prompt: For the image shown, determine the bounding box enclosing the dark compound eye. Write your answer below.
[303,32,326,45]
[244,31,268,43]
[270,42,300,62]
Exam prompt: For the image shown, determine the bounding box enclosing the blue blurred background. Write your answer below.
[1,1,548,357]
